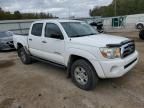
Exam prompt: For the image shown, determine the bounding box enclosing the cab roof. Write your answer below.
[33,19,82,24]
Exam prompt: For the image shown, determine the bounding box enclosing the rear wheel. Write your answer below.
[71,59,98,90]
[18,47,32,64]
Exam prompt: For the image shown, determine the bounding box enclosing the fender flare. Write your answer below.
[66,48,105,78]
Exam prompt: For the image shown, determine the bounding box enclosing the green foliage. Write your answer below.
[90,0,144,17]
[0,7,57,20]
[14,11,22,19]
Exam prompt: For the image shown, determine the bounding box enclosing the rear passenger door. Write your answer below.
[28,23,44,58]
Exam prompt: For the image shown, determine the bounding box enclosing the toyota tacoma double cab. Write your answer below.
[13,20,139,90]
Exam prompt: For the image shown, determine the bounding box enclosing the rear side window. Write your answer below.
[31,23,43,36]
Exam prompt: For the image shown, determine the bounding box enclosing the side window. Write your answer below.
[31,23,43,36]
[45,23,63,39]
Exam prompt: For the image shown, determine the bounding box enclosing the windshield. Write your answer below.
[0,32,12,38]
[61,22,97,38]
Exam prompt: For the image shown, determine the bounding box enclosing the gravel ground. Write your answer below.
[0,32,144,108]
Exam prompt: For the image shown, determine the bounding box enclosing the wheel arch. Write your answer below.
[17,43,31,56]
[17,43,23,50]
[67,54,98,78]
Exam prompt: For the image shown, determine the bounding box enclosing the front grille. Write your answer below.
[121,41,135,58]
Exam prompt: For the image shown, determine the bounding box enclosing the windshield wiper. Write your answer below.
[87,33,97,35]
[70,34,87,38]
[70,33,96,38]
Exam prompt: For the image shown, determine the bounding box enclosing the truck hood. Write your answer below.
[70,34,130,47]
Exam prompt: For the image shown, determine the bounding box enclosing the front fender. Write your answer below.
[65,48,97,65]
[65,48,105,78]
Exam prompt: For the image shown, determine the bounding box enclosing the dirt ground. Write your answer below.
[0,32,144,108]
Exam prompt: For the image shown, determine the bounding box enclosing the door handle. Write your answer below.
[42,41,47,43]
[29,38,32,41]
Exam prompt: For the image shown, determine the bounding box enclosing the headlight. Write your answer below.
[100,47,121,59]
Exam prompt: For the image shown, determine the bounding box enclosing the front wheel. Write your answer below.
[18,47,32,64]
[71,59,98,90]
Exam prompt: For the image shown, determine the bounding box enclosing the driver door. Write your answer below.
[40,23,65,65]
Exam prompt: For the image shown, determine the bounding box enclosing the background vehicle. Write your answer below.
[73,17,104,33]
[136,22,144,29]
[13,20,138,90]
[90,22,104,33]
[0,31,15,51]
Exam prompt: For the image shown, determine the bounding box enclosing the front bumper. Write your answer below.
[99,51,138,78]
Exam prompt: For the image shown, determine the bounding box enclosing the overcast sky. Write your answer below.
[0,0,112,18]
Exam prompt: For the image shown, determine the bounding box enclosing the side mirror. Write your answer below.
[51,34,64,40]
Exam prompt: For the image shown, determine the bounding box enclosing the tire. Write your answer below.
[136,24,144,29]
[97,29,104,33]
[139,29,144,40]
[71,59,98,90]
[18,47,32,64]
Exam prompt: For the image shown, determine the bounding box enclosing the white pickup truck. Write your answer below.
[13,20,138,90]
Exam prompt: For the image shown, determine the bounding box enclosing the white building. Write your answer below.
[103,14,144,32]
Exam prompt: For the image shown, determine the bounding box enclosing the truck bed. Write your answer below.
[13,34,29,49]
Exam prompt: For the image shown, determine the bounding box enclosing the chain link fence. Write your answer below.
[103,14,144,33]
[0,19,36,34]
[0,14,144,34]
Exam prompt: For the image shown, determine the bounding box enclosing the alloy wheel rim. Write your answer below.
[74,66,88,85]
[20,51,26,62]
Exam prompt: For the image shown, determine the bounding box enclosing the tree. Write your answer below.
[14,11,22,19]
[0,7,57,20]
[90,0,144,17]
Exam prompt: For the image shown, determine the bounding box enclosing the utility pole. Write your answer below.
[68,7,71,19]
[114,0,117,16]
